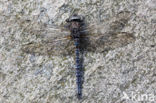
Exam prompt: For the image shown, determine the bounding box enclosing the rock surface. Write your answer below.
[0,0,156,103]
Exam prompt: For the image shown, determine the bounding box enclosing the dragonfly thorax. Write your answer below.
[71,22,81,30]
[69,21,82,39]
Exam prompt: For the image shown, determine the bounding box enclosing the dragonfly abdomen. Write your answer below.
[74,38,82,99]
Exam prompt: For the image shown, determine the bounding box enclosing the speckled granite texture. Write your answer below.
[0,0,156,103]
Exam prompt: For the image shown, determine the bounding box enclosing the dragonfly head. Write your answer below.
[66,14,84,22]
[66,14,84,34]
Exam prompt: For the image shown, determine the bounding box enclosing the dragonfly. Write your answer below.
[21,11,135,99]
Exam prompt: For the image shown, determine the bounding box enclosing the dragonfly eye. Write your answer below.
[66,14,84,22]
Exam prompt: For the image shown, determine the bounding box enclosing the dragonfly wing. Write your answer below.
[34,23,70,41]
[81,11,132,35]
[21,36,75,56]
[85,32,135,53]
[20,19,76,56]
[80,11,135,52]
